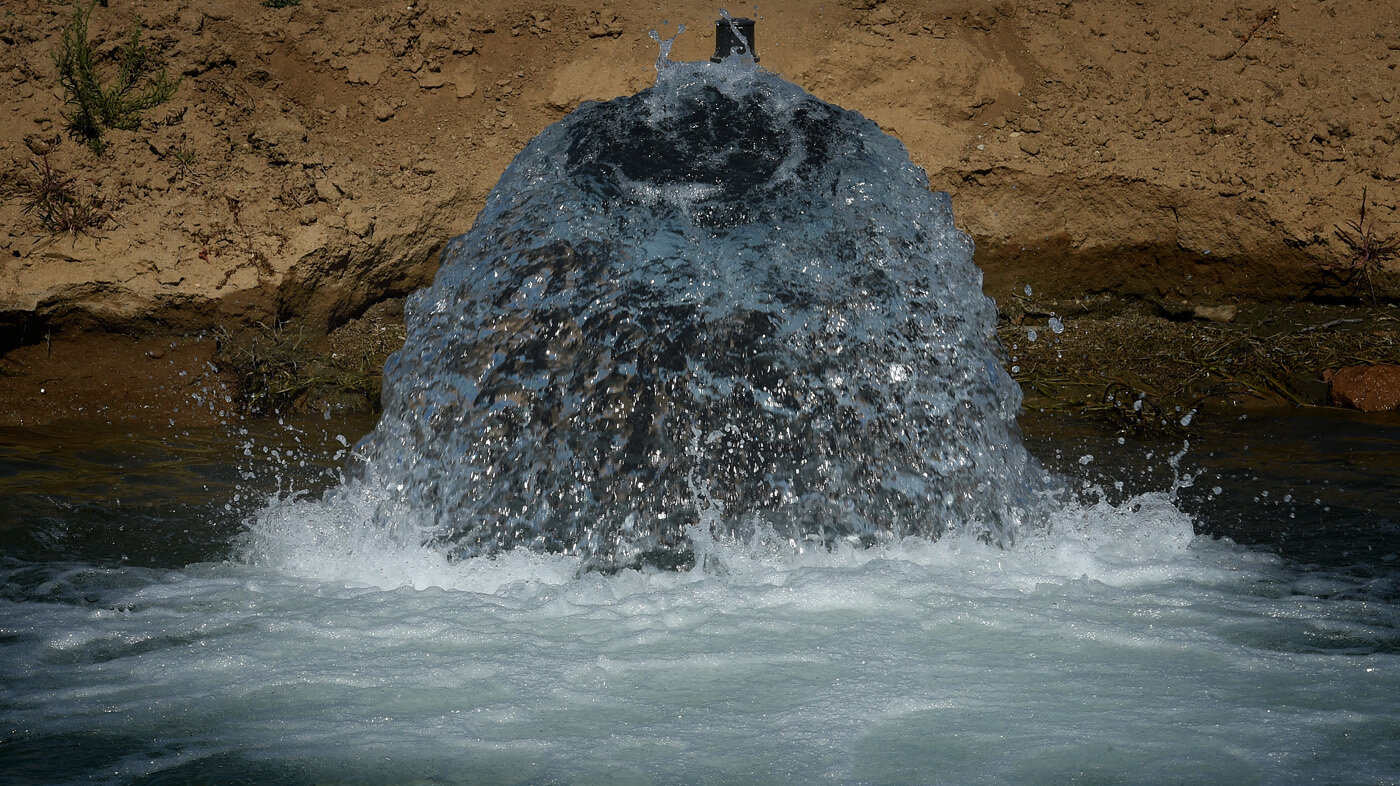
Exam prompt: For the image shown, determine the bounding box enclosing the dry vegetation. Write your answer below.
[1003,305,1400,430]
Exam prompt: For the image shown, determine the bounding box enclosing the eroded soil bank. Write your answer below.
[2,0,1398,425]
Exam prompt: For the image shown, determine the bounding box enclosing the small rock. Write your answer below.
[147,136,173,157]
[250,111,308,150]
[1018,138,1041,156]
[440,62,477,99]
[201,0,235,21]
[415,69,446,89]
[1192,304,1237,323]
[372,99,396,121]
[341,54,387,86]
[220,266,259,292]
[314,178,341,202]
[345,207,374,238]
[178,8,205,32]
[23,135,54,156]
[1328,364,1400,412]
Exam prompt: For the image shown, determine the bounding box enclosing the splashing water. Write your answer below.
[4,31,1399,786]
[336,46,1049,570]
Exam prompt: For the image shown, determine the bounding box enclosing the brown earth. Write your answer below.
[1,0,1398,426]
[0,331,232,426]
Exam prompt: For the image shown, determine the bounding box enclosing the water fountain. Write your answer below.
[344,20,1049,570]
[2,20,1395,786]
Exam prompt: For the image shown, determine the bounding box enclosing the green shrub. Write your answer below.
[53,0,180,154]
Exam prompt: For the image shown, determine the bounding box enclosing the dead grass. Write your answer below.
[213,303,406,416]
[1327,187,1400,303]
[1002,305,1400,431]
[5,155,114,235]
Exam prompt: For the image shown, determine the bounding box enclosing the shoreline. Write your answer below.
[2,296,1396,429]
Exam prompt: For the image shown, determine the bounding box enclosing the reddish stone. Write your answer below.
[1328,365,1400,413]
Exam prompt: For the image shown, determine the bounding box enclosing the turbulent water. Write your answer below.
[348,51,1046,570]
[4,491,1399,785]
[3,42,1399,786]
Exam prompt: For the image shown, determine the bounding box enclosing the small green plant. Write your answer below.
[53,0,180,154]
[1331,187,1400,302]
[7,155,113,234]
[262,0,302,8]
[168,146,197,180]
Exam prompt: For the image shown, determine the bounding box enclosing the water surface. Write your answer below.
[2,411,1396,785]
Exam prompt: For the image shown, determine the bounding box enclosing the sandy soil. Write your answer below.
[1,0,1398,425]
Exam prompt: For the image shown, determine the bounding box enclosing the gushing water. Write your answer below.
[3,29,1397,786]
[344,46,1047,570]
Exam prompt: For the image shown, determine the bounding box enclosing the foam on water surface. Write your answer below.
[5,494,1398,784]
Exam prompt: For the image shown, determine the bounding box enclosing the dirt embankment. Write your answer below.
[1,0,1398,425]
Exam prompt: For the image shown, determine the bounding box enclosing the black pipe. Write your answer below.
[711,17,759,63]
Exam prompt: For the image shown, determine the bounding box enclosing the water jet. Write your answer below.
[347,30,1048,570]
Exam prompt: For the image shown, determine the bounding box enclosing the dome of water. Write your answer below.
[347,51,1049,570]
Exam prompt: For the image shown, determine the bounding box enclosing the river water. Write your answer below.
[1,410,1396,785]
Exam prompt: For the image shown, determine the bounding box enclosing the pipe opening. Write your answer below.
[711,17,759,63]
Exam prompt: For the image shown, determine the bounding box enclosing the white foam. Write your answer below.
[6,486,1396,785]
[241,479,1245,601]
[240,487,580,593]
